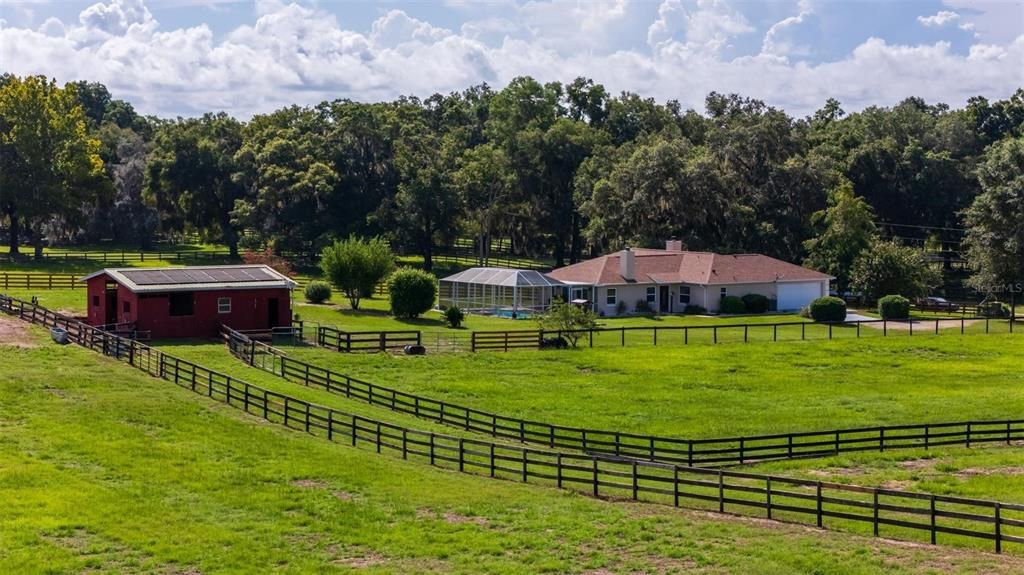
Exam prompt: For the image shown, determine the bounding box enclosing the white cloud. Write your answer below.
[918,10,960,27]
[943,0,1023,43]
[648,0,754,56]
[761,0,814,58]
[0,0,1021,119]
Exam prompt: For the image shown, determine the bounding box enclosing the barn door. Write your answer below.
[105,289,117,325]
[267,298,279,328]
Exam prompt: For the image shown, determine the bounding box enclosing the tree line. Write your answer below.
[1,73,1021,293]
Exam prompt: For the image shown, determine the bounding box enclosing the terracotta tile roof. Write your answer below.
[546,249,833,286]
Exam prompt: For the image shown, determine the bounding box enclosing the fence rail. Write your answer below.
[470,316,1015,352]
[221,325,1024,469]
[0,249,238,264]
[314,324,421,352]
[4,294,1022,555]
[0,273,81,290]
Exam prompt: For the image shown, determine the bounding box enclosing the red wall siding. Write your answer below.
[84,274,292,338]
[133,288,292,339]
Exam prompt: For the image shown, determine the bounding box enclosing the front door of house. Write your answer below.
[659,286,670,313]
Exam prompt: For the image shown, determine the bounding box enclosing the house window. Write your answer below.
[122,301,131,314]
[678,286,691,304]
[571,288,583,301]
[646,286,656,304]
[217,297,232,314]
[169,292,194,317]
[720,287,728,299]
[606,288,617,305]
[92,295,99,307]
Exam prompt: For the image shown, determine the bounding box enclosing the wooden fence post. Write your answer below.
[995,502,1002,553]
[766,477,772,519]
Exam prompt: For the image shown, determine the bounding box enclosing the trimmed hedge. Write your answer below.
[684,304,707,315]
[809,296,846,322]
[720,295,746,314]
[303,281,332,304]
[388,268,437,319]
[741,293,770,314]
[878,295,910,320]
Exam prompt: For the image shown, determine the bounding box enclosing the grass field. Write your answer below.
[9,325,1024,568]
[254,331,1024,439]
[5,324,1024,574]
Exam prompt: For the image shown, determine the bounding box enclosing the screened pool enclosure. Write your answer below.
[438,268,565,316]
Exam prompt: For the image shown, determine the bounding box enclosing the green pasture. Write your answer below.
[8,326,1024,573]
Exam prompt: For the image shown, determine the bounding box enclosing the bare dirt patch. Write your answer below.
[0,315,37,348]
[956,467,1024,478]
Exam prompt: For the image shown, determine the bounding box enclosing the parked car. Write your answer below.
[914,296,959,312]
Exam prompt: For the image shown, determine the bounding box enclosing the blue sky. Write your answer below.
[1,0,1021,118]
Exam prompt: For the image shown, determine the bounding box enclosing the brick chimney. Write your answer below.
[665,237,684,251]
[620,248,635,281]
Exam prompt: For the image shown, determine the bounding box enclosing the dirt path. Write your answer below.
[862,318,980,331]
[0,314,37,347]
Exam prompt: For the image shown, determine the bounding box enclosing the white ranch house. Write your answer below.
[440,240,833,316]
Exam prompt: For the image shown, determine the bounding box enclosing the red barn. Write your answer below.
[80,265,297,339]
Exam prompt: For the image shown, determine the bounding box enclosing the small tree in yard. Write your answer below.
[851,240,940,301]
[319,236,395,310]
[443,306,465,328]
[389,268,437,319]
[536,300,597,348]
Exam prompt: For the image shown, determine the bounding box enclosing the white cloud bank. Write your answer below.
[1,0,1021,118]
[918,10,960,27]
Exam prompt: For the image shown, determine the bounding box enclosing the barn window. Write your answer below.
[92,295,99,307]
[678,286,691,304]
[217,297,231,314]
[169,292,194,317]
[122,301,131,314]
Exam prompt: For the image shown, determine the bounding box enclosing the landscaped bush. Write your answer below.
[809,296,846,322]
[443,305,465,328]
[878,294,910,320]
[615,300,627,315]
[684,304,706,315]
[388,268,437,319]
[741,293,770,314]
[303,281,332,304]
[634,299,653,314]
[719,295,746,314]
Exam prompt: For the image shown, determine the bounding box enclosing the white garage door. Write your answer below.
[777,282,822,311]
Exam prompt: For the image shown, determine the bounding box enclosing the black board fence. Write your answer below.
[0,273,81,290]
[4,294,1023,554]
[313,323,421,352]
[471,316,1015,352]
[0,249,238,265]
[221,325,1024,469]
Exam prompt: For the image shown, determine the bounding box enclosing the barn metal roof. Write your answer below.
[79,265,298,293]
[439,267,564,288]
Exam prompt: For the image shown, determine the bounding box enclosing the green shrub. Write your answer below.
[536,299,597,348]
[303,281,332,304]
[388,268,437,319]
[719,295,746,314]
[634,299,653,314]
[615,300,627,315]
[444,306,465,328]
[809,296,846,322]
[684,304,706,315]
[878,294,910,319]
[798,305,812,319]
[741,293,770,314]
